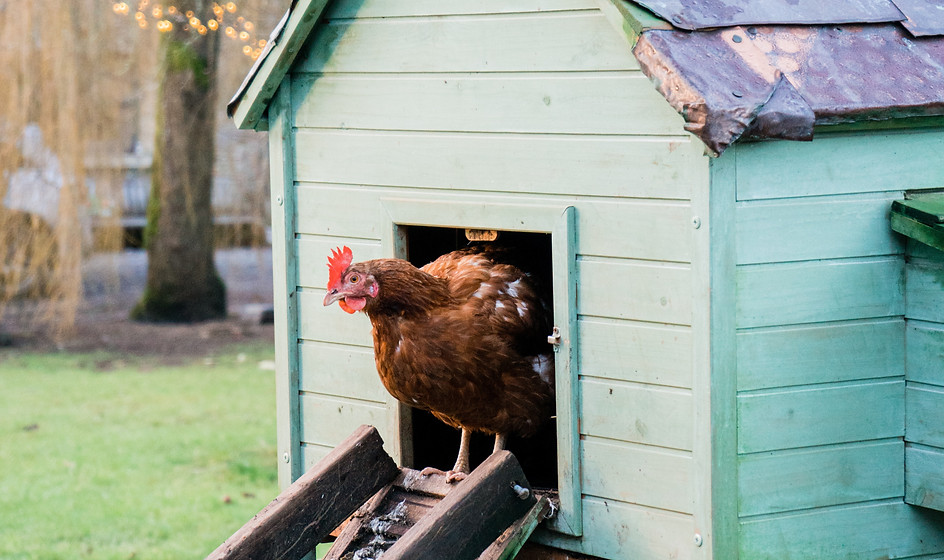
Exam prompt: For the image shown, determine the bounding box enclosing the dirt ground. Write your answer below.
[1,247,275,360]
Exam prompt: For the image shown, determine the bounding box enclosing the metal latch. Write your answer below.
[547,326,561,351]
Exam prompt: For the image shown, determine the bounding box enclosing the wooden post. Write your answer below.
[381,451,537,560]
[206,425,399,560]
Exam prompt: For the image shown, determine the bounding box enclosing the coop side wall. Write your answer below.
[727,129,944,559]
[277,1,711,558]
[904,240,944,512]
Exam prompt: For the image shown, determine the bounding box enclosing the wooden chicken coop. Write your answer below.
[227,0,944,558]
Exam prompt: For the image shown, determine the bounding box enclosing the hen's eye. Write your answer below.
[349,274,360,283]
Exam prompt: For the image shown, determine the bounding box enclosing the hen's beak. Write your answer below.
[323,289,343,307]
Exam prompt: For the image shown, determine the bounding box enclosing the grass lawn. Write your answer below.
[0,343,279,559]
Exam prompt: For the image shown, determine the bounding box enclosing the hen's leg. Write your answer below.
[420,428,471,483]
[493,433,507,453]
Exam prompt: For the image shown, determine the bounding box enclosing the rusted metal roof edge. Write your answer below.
[227,0,330,130]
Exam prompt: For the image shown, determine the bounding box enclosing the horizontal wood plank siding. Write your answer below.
[286,2,709,557]
[729,132,942,554]
[906,444,944,511]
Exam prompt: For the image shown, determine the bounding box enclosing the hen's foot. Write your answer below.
[419,467,468,483]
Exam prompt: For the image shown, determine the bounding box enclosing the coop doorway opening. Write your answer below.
[402,225,559,491]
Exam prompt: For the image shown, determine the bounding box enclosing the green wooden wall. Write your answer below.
[905,240,944,513]
[728,130,944,559]
[276,1,711,559]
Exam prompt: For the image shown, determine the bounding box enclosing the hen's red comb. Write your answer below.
[327,246,353,289]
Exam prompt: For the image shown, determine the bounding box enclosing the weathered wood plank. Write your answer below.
[907,322,944,387]
[736,258,903,329]
[739,501,944,560]
[297,342,387,403]
[534,497,694,560]
[578,258,692,326]
[735,129,944,201]
[736,319,904,391]
[298,289,373,347]
[382,451,536,560]
[207,425,399,560]
[907,259,944,324]
[325,0,599,18]
[578,318,692,389]
[293,12,640,74]
[906,444,944,512]
[736,193,903,265]
[737,379,904,454]
[291,72,683,136]
[738,440,903,517]
[581,438,693,514]
[907,383,944,449]
[580,378,693,451]
[293,130,698,200]
[478,496,552,560]
[298,393,388,448]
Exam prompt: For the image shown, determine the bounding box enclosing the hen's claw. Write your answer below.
[419,466,467,483]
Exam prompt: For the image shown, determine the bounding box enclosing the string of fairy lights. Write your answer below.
[112,1,267,60]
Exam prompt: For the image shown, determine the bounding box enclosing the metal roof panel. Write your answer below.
[891,0,944,36]
[631,0,904,30]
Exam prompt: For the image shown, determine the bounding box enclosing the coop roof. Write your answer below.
[228,0,944,155]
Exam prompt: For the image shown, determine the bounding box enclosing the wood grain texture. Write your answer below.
[735,129,944,201]
[578,258,692,326]
[736,319,904,391]
[581,438,693,514]
[736,257,903,329]
[578,318,692,388]
[739,501,944,560]
[737,379,904,454]
[580,378,693,451]
[738,440,903,516]
[293,12,640,74]
[207,425,398,560]
[291,72,683,136]
[293,130,697,200]
[906,444,944,511]
[906,384,944,449]
[735,193,903,265]
[382,451,536,560]
[535,497,694,560]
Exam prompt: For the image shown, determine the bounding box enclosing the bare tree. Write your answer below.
[133,0,225,322]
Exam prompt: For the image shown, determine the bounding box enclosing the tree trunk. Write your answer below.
[133,2,225,322]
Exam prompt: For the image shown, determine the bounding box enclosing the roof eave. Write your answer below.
[228,0,331,131]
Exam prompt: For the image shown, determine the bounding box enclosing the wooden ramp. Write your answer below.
[207,425,552,560]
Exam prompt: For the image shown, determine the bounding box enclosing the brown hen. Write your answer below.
[323,245,555,481]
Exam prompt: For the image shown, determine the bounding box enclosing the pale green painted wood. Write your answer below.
[293,12,640,74]
[737,319,904,391]
[536,497,694,560]
[267,84,303,488]
[297,341,388,404]
[736,257,904,329]
[296,237,382,289]
[578,259,692,325]
[892,212,944,254]
[737,380,904,454]
[907,384,944,449]
[298,393,387,448]
[734,129,944,201]
[906,444,944,511]
[325,0,599,18]
[293,131,696,200]
[738,440,904,517]
[299,442,333,472]
[582,438,693,514]
[580,378,693,451]
[298,290,372,347]
[295,185,695,262]
[739,501,944,560]
[907,323,944,387]
[290,72,684,136]
[909,239,944,261]
[578,318,692,388]
[906,259,944,324]
[231,0,330,130]
[735,193,904,265]
[700,152,738,559]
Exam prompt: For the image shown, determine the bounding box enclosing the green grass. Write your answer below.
[0,343,278,560]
